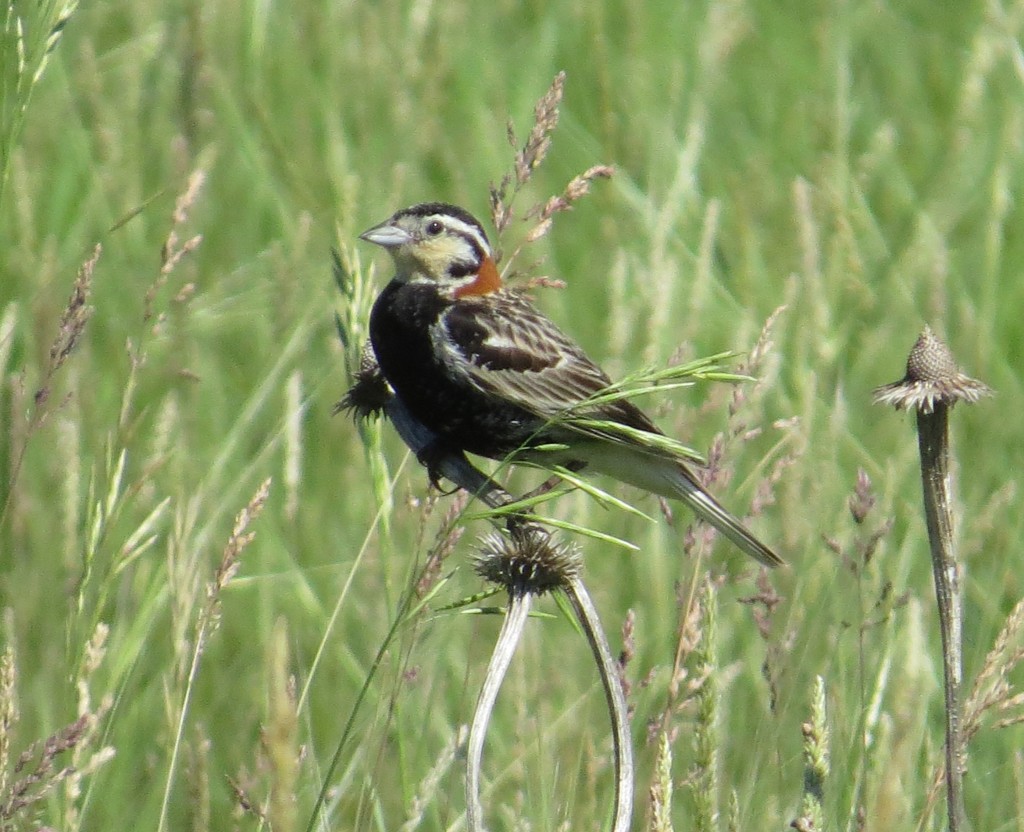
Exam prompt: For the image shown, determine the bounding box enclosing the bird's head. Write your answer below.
[360,203,502,297]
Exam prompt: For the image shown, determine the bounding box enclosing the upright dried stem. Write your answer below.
[874,327,991,832]
[916,401,967,830]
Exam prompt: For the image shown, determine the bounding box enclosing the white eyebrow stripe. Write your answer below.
[434,215,491,257]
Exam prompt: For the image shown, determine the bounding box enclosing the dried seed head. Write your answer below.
[473,528,581,595]
[849,469,876,525]
[873,326,992,414]
[515,71,565,185]
[906,328,958,383]
[48,245,100,372]
[334,342,392,420]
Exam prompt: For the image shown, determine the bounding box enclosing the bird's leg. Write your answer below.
[499,460,587,542]
[505,512,551,547]
[415,438,465,495]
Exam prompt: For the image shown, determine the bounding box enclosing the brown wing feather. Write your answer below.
[442,290,663,438]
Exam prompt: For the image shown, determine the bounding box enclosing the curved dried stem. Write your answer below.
[563,575,634,832]
[465,590,533,832]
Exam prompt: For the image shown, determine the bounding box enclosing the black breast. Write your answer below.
[368,281,539,458]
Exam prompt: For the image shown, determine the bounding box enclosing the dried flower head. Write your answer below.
[334,342,392,421]
[873,327,992,414]
[473,528,581,595]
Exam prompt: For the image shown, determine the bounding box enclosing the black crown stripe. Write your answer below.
[398,203,489,245]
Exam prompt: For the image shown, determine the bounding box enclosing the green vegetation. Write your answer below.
[1,0,1022,829]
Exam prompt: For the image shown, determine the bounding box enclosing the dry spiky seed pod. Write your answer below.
[334,342,392,422]
[472,528,582,594]
[873,326,992,413]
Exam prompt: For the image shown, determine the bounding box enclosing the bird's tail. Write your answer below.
[661,462,784,568]
[547,440,783,567]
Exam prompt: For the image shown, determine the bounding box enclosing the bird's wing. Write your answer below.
[438,291,782,568]
[440,290,664,440]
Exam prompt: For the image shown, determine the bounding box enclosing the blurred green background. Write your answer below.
[1,0,1022,829]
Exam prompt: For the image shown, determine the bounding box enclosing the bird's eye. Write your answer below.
[425,220,444,236]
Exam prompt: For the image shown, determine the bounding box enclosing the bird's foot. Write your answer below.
[505,513,551,549]
[415,439,462,495]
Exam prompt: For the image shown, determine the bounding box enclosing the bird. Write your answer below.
[359,202,782,568]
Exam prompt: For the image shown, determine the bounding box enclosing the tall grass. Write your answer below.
[1,0,1023,830]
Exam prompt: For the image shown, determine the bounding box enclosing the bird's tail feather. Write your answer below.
[663,464,783,568]
[545,441,783,567]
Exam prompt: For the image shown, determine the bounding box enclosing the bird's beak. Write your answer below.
[359,221,413,248]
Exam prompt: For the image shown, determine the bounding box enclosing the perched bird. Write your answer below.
[360,202,782,567]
